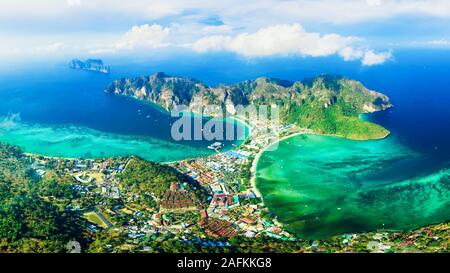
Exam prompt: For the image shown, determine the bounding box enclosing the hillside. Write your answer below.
[0,143,87,253]
[119,157,189,199]
[105,73,392,140]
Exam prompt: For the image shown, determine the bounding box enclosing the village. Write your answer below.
[25,118,301,250]
[25,118,449,253]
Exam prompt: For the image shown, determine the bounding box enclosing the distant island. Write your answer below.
[106,72,392,140]
[69,59,110,74]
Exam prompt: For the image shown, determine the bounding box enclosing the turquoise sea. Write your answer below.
[256,135,449,238]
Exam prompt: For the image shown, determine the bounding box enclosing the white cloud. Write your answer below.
[1,2,406,65]
[66,0,81,6]
[3,0,450,26]
[0,40,70,60]
[87,48,115,55]
[34,42,66,53]
[192,24,391,65]
[201,24,233,34]
[362,50,393,66]
[117,24,171,50]
[0,20,392,67]
[366,0,382,6]
[90,24,171,54]
[193,24,359,57]
[339,47,364,61]
[426,39,450,46]
[267,0,450,24]
[405,38,450,48]
[192,36,231,52]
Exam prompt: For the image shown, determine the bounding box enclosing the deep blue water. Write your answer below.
[0,64,245,150]
[0,49,449,173]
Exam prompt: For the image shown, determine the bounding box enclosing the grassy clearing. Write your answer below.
[84,211,108,228]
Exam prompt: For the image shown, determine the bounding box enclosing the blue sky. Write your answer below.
[1,0,450,66]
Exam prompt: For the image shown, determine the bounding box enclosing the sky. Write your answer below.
[1,0,450,66]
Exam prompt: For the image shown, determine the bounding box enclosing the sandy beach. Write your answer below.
[248,128,391,198]
[249,131,307,199]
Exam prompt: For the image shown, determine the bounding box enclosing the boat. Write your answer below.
[207,142,223,151]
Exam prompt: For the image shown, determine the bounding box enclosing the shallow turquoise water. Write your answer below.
[0,118,216,161]
[256,134,450,239]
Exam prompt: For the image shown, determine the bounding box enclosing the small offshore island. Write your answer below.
[0,72,448,253]
[69,58,111,74]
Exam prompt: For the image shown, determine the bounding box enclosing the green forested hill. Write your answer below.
[119,157,207,206]
[119,158,186,198]
[106,73,392,140]
[0,143,86,253]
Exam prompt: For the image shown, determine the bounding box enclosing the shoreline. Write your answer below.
[19,113,253,164]
[249,131,308,199]
[247,128,391,200]
[18,105,391,226]
[162,116,252,165]
[15,112,405,238]
[245,127,391,232]
[229,116,253,137]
